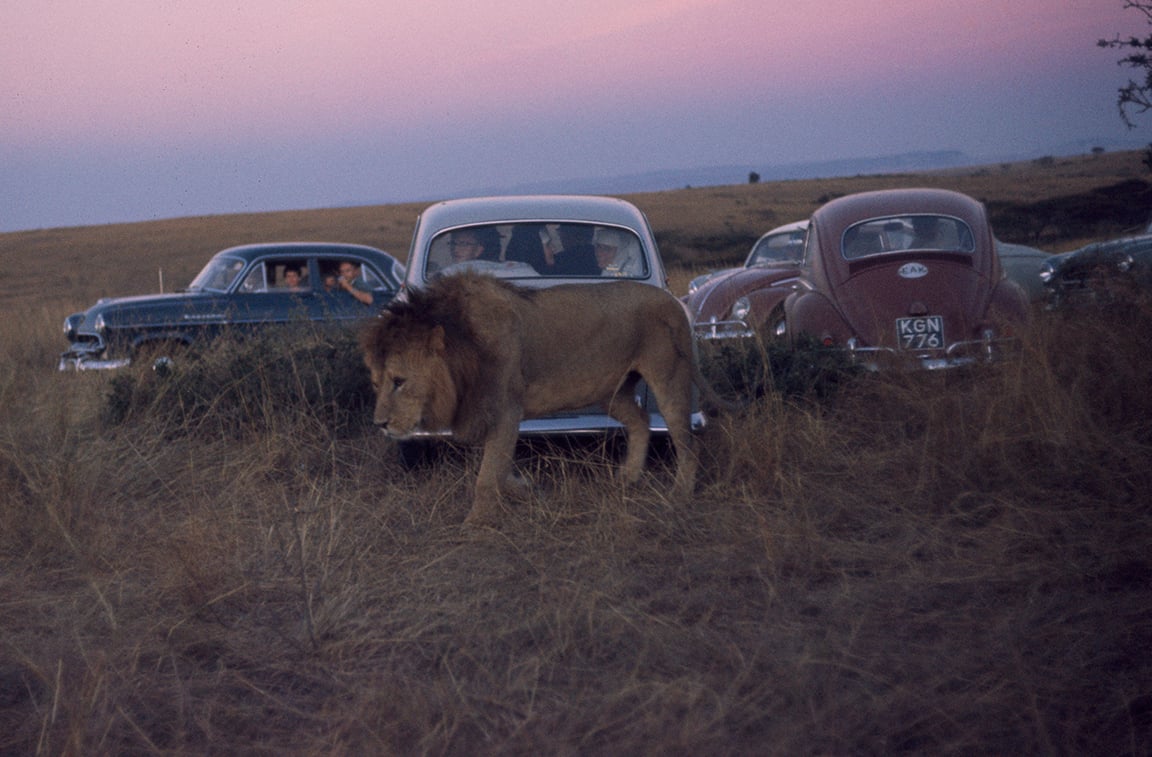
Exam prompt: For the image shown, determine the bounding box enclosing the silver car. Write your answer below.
[398,195,704,448]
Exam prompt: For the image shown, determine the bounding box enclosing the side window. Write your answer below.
[317,258,387,295]
[358,265,385,288]
[240,263,268,293]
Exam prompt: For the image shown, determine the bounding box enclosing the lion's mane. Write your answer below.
[361,273,533,443]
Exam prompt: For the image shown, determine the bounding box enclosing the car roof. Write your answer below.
[1074,232,1152,255]
[213,242,393,263]
[414,195,653,232]
[812,188,986,233]
[758,220,809,239]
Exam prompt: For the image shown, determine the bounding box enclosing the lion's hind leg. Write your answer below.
[642,364,699,499]
[606,374,650,486]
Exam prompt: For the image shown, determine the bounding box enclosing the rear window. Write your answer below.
[422,222,649,281]
[748,229,806,266]
[842,215,975,260]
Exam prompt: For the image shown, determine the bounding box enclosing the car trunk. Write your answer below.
[834,257,987,352]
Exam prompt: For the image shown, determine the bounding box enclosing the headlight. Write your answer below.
[1117,253,1134,273]
[62,313,84,340]
[93,313,106,334]
[730,296,751,321]
[1038,261,1055,284]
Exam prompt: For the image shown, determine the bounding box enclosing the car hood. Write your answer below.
[684,264,800,319]
[71,291,221,331]
[830,259,990,347]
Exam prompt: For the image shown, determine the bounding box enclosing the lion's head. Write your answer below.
[361,315,458,438]
[360,277,499,442]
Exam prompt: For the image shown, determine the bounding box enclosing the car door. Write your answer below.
[310,256,393,320]
[227,258,319,331]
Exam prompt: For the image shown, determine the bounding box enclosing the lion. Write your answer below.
[361,271,713,527]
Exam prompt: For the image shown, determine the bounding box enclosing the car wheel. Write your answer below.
[133,340,188,371]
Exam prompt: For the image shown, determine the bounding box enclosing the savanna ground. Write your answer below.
[1,151,1151,754]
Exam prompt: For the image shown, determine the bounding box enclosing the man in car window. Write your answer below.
[594,227,642,277]
[337,261,374,305]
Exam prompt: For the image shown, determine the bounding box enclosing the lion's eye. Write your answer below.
[391,377,406,392]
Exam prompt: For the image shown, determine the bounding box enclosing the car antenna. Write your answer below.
[158,268,164,293]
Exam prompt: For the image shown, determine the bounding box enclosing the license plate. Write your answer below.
[896,315,944,349]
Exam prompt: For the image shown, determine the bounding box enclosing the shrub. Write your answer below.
[101,326,375,437]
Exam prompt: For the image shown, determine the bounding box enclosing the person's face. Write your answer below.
[284,270,300,286]
[595,242,618,269]
[339,263,359,280]
[449,232,483,262]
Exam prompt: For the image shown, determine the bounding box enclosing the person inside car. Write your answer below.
[281,266,307,291]
[337,260,374,305]
[448,227,502,265]
[594,227,643,277]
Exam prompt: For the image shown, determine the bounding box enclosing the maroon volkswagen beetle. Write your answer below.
[684,219,807,340]
[782,188,1030,370]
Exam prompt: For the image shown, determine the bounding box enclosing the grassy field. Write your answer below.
[1,151,1151,754]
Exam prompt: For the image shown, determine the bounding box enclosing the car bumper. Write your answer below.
[844,336,1020,372]
[403,410,708,440]
[693,318,754,340]
[58,345,130,371]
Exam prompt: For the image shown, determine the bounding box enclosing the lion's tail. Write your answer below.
[689,338,751,414]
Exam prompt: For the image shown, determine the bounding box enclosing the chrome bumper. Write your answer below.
[845,335,1020,372]
[58,347,130,371]
[692,317,754,340]
[403,410,707,440]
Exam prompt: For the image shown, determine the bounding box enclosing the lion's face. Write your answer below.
[366,327,457,438]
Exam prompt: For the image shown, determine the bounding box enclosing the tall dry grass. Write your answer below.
[3,155,1151,753]
[2,294,1150,754]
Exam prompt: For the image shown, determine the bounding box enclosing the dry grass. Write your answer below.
[2,155,1151,754]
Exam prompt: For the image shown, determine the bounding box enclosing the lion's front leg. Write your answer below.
[464,415,521,528]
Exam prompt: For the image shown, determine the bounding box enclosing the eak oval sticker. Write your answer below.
[898,262,929,279]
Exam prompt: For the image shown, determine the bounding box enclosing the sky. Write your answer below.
[1,0,1147,232]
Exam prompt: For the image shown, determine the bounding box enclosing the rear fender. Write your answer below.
[784,290,852,348]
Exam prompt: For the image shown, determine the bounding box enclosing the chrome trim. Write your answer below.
[400,410,706,440]
[693,317,755,340]
[844,335,1019,372]
[58,354,132,371]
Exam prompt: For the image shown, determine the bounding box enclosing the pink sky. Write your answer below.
[1,0,1144,230]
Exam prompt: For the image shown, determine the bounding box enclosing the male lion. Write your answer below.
[361,272,706,527]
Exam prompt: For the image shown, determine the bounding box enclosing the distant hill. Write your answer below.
[451,138,1147,200]
[468,151,975,198]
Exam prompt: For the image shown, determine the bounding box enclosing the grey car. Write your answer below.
[397,194,703,444]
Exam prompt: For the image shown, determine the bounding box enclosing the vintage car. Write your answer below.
[996,239,1051,303]
[782,188,1030,370]
[59,242,404,371]
[1039,232,1152,310]
[684,220,807,340]
[396,194,703,449]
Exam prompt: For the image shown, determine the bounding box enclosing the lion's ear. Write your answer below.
[428,324,446,354]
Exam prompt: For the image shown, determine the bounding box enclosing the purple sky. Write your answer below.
[2,0,1146,231]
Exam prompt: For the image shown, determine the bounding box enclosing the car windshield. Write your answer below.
[422,222,649,281]
[841,214,975,260]
[747,229,806,266]
[188,255,247,292]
